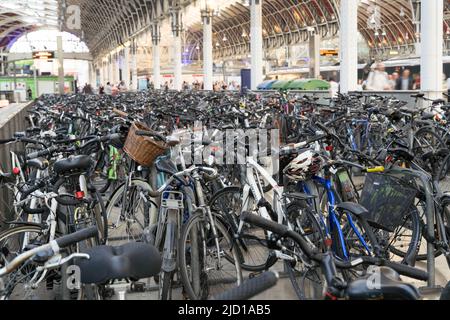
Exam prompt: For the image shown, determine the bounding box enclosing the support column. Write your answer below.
[0,49,4,75]
[109,54,113,84]
[33,64,38,98]
[132,40,138,91]
[99,62,104,86]
[88,62,93,85]
[124,46,131,89]
[339,0,358,93]
[151,22,162,89]
[421,0,443,100]
[57,34,65,94]
[202,9,213,91]
[170,6,183,91]
[309,33,321,79]
[250,0,263,90]
[421,0,443,289]
[115,52,121,84]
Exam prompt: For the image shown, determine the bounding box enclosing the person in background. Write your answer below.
[366,62,390,91]
[329,77,339,98]
[27,87,33,100]
[99,85,105,95]
[105,82,112,95]
[447,75,450,102]
[395,69,414,90]
[356,79,364,91]
[118,80,127,92]
[82,83,93,94]
[388,72,399,90]
[412,74,421,90]
[111,84,119,96]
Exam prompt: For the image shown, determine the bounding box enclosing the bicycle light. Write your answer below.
[75,191,85,200]
[325,145,334,152]
[12,167,20,175]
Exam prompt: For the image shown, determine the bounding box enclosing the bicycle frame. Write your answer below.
[310,175,372,260]
[241,157,284,224]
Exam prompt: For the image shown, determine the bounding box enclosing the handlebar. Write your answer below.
[26,145,59,160]
[240,212,428,282]
[0,226,98,277]
[55,226,98,249]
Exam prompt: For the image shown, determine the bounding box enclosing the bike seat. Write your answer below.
[400,107,419,115]
[346,267,421,300]
[284,192,317,201]
[53,155,93,175]
[336,202,369,217]
[432,99,446,105]
[421,112,435,121]
[388,147,415,162]
[27,158,48,171]
[74,242,162,284]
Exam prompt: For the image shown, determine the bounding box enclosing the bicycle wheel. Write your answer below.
[381,204,422,265]
[285,262,325,300]
[179,213,243,300]
[284,202,326,300]
[413,127,447,176]
[0,225,55,300]
[209,186,272,272]
[438,152,450,191]
[106,179,157,245]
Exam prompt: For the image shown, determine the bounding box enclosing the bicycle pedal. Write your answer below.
[265,251,278,270]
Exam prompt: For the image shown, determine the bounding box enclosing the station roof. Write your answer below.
[1,0,450,59]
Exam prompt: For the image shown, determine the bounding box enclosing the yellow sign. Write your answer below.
[32,51,55,60]
[320,49,339,57]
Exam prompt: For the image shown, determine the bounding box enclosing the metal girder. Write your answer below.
[3,0,450,62]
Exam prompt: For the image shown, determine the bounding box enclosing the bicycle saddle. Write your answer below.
[388,147,415,162]
[53,155,93,175]
[74,242,162,284]
[346,267,421,300]
[336,202,369,217]
[421,112,435,121]
[284,192,317,201]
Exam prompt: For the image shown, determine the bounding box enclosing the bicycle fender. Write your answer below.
[161,222,177,273]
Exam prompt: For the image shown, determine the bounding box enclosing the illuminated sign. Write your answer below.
[320,49,339,57]
[32,51,55,60]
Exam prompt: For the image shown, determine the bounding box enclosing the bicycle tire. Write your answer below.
[179,213,243,300]
[0,225,50,300]
[106,179,157,245]
[209,186,273,272]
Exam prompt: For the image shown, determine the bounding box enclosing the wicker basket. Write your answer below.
[123,122,168,167]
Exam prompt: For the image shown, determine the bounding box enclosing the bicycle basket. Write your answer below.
[123,122,169,167]
[359,173,418,232]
